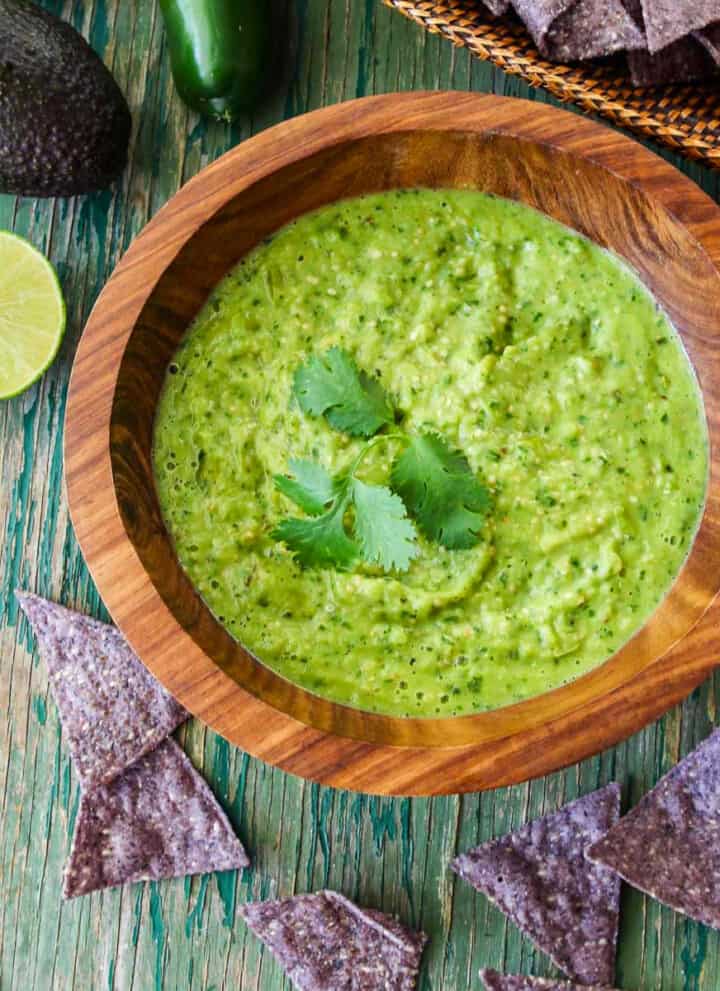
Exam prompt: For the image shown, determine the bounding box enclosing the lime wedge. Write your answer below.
[0,231,66,399]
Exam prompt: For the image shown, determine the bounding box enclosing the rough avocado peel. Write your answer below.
[0,0,131,197]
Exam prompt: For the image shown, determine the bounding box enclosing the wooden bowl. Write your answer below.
[65,92,720,796]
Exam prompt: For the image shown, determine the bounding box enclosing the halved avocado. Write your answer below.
[0,0,131,197]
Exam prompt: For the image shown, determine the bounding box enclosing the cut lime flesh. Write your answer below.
[0,231,66,400]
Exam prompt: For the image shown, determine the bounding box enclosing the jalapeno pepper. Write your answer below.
[159,0,270,121]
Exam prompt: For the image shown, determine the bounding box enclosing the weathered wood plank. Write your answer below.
[1,0,720,988]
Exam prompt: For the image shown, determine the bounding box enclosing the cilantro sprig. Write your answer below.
[293,347,395,437]
[272,453,419,572]
[273,458,336,516]
[272,476,360,570]
[272,348,492,573]
[391,433,491,549]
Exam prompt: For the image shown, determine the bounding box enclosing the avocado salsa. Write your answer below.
[153,189,708,717]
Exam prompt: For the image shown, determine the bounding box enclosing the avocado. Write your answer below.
[0,0,131,197]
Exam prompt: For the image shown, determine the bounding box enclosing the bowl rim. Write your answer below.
[65,91,720,796]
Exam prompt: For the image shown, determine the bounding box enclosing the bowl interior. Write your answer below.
[110,128,720,748]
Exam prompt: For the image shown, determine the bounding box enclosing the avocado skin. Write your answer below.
[0,0,131,197]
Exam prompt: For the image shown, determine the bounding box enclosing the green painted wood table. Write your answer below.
[2,2,720,989]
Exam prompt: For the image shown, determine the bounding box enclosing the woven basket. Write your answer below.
[384,0,720,169]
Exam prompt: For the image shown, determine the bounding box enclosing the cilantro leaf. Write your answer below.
[274,458,336,515]
[293,347,394,437]
[271,482,358,569]
[272,462,420,573]
[351,479,419,572]
[391,432,491,549]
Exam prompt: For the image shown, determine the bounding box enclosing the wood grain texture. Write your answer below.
[2,1,720,988]
[66,90,720,796]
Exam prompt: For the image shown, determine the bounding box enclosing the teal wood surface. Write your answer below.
[1,2,720,989]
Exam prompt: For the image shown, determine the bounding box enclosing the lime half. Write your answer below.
[0,231,66,399]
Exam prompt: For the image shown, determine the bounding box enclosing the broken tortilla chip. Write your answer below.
[452,784,621,986]
[628,35,716,85]
[17,592,188,790]
[622,0,718,84]
[481,970,623,991]
[513,0,643,60]
[587,728,720,929]
[545,0,645,61]
[63,738,249,897]
[240,890,427,990]
[695,21,720,62]
[640,0,719,53]
[512,0,576,52]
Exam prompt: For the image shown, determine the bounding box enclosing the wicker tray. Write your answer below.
[384,0,720,169]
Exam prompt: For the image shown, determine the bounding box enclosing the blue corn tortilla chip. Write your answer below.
[621,0,646,32]
[16,592,188,790]
[695,22,720,62]
[64,738,249,897]
[622,0,718,84]
[452,784,621,985]
[512,0,576,50]
[481,971,623,991]
[240,890,427,990]
[512,0,644,60]
[484,0,512,13]
[545,0,645,60]
[640,0,719,53]
[587,728,720,929]
[628,36,716,85]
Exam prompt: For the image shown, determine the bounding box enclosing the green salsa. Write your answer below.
[153,189,708,717]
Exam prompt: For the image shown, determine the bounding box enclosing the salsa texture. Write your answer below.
[153,190,707,717]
